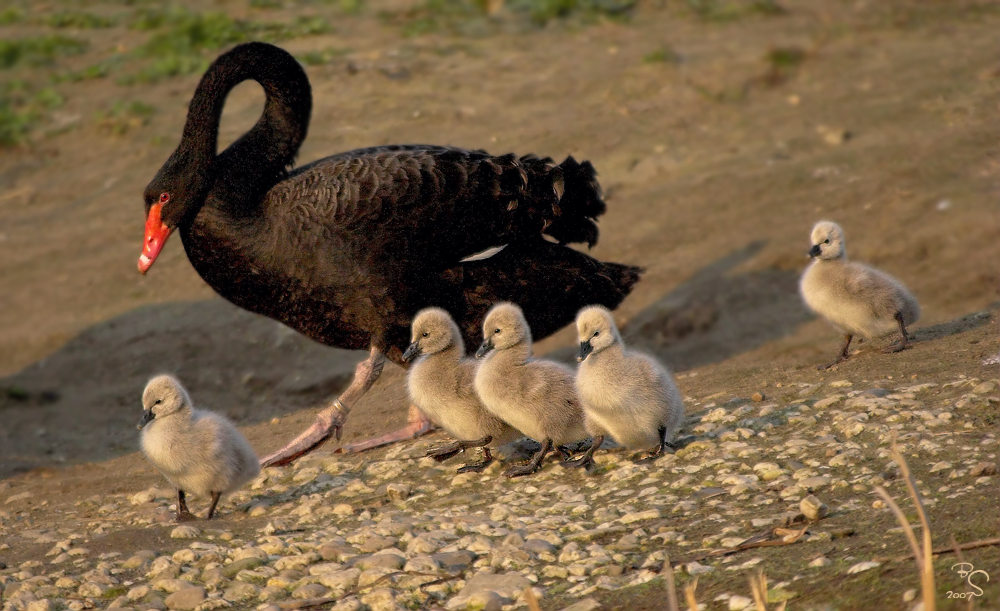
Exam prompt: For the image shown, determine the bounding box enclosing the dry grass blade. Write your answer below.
[661,552,681,611]
[749,569,767,610]
[873,439,937,611]
[683,577,700,611]
[523,586,542,611]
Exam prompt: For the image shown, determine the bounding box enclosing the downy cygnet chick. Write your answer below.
[403,307,521,472]
[474,302,587,478]
[138,375,260,521]
[799,221,920,369]
[572,305,685,468]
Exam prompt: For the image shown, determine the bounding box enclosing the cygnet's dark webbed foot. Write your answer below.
[427,435,493,462]
[565,435,603,470]
[175,510,199,523]
[175,490,199,522]
[818,334,853,370]
[636,427,672,463]
[504,438,552,478]
[456,447,494,473]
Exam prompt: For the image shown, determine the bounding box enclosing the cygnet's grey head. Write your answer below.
[403,307,463,362]
[808,220,846,260]
[138,374,192,430]
[476,302,530,358]
[575,305,621,362]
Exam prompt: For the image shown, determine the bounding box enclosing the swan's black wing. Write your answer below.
[260,145,604,276]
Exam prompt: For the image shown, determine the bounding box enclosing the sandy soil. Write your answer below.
[1,0,999,606]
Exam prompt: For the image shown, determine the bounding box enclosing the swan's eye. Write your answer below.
[153,399,162,406]
[159,192,170,204]
[494,328,501,334]
[823,239,830,244]
[422,332,429,337]
[593,331,600,338]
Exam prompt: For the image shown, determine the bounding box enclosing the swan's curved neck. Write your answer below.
[177,42,312,216]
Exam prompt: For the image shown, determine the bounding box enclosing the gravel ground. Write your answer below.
[1,374,997,611]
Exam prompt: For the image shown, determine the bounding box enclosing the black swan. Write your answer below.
[138,42,642,468]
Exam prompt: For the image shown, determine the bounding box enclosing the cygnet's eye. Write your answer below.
[824,239,830,244]
[153,399,162,406]
[593,331,600,338]
[422,332,429,337]
[494,328,501,334]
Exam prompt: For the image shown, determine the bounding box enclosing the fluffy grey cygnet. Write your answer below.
[403,307,521,472]
[572,305,685,468]
[799,220,920,369]
[138,375,260,521]
[473,302,587,478]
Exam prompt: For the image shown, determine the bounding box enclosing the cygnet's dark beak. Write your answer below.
[808,244,822,258]
[137,410,155,430]
[577,341,594,362]
[402,341,421,363]
[475,339,494,359]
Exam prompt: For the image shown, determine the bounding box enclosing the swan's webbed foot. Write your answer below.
[339,404,434,453]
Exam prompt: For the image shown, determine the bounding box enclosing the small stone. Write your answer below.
[685,561,714,575]
[385,483,411,502]
[560,598,602,611]
[292,583,328,599]
[969,462,997,477]
[809,556,831,568]
[222,582,259,603]
[972,381,996,394]
[929,461,952,473]
[847,561,881,574]
[164,587,206,610]
[751,392,765,402]
[26,601,53,611]
[332,503,353,516]
[5,491,33,504]
[620,509,661,524]
[800,495,829,521]
[78,582,106,597]
[729,595,753,610]
[465,590,504,611]
[903,588,917,602]
[127,585,150,602]
[170,525,200,539]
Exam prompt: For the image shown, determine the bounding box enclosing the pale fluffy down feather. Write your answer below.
[800,220,919,338]
[575,305,685,450]
[139,375,259,504]
[405,307,521,447]
[473,303,587,448]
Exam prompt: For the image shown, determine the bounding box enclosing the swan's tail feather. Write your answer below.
[447,239,643,350]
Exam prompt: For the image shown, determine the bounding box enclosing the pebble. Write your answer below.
[800,495,829,520]
[163,586,205,610]
[169,525,200,539]
[847,561,881,574]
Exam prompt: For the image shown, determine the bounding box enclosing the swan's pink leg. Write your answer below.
[260,347,385,468]
[336,404,433,454]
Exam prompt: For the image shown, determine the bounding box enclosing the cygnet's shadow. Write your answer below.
[0,300,362,478]
[622,240,812,372]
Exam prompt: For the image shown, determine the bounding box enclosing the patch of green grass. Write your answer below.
[95,100,156,135]
[643,45,681,64]
[684,0,786,22]
[0,81,65,147]
[58,55,126,82]
[298,46,352,66]
[120,8,333,84]
[0,35,88,70]
[507,0,637,26]
[44,11,118,29]
[761,45,806,86]
[101,586,129,599]
[0,7,24,25]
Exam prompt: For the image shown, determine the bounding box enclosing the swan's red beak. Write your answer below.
[138,203,171,274]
